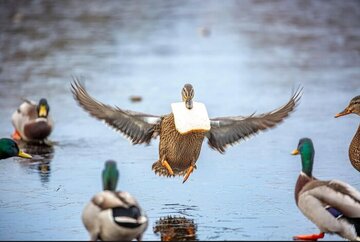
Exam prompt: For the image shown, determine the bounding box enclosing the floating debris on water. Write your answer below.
[129,95,143,102]
[198,26,211,37]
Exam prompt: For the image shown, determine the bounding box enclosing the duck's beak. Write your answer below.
[335,108,351,118]
[291,149,299,155]
[185,100,193,109]
[39,105,48,117]
[18,150,32,159]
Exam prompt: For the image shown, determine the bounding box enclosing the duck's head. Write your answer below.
[0,138,32,160]
[335,95,360,118]
[102,160,119,191]
[37,98,50,118]
[182,84,194,110]
[291,138,314,177]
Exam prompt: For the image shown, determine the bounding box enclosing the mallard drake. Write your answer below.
[82,160,148,241]
[72,80,301,183]
[11,98,53,143]
[335,95,360,172]
[0,138,32,160]
[291,138,360,241]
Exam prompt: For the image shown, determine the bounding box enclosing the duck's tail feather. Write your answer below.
[347,218,360,236]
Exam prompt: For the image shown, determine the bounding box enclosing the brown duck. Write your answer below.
[335,95,360,172]
[72,80,302,183]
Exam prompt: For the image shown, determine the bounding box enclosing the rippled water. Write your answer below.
[0,0,359,240]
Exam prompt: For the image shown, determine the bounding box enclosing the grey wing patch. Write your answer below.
[21,99,37,117]
[206,87,302,153]
[116,191,139,208]
[302,180,360,218]
[71,78,161,145]
[327,180,360,204]
[298,189,346,233]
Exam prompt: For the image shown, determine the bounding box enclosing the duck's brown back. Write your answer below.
[157,113,206,174]
[349,125,360,172]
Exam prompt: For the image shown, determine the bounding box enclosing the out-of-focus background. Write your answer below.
[0,0,359,240]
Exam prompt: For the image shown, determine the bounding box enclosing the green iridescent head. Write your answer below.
[102,160,119,191]
[291,138,315,177]
[0,138,32,160]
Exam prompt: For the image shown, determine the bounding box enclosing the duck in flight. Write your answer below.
[72,79,302,183]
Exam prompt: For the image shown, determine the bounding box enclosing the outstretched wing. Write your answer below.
[71,79,162,144]
[206,87,302,153]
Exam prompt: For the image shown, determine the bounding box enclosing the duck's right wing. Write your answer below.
[71,79,161,145]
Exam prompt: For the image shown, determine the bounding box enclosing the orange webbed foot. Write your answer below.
[182,165,194,183]
[293,232,325,241]
[161,160,174,176]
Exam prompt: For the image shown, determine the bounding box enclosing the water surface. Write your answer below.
[0,0,359,240]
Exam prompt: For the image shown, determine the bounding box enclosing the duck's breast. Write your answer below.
[23,118,52,140]
[159,114,206,170]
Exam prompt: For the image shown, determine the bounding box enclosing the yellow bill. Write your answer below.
[18,150,32,159]
[39,105,47,117]
[291,149,299,155]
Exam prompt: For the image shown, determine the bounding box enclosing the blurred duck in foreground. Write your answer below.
[292,138,360,241]
[11,98,53,143]
[72,79,302,183]
[82,160,148,241]
[335,95,360,172]
[0,138,32,160]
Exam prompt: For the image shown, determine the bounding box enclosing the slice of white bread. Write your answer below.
[171,101,211,134]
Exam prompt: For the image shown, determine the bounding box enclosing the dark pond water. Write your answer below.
[0,0,359,240]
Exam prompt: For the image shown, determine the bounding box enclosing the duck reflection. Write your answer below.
[16,140,54,184]
[153,216,198,241]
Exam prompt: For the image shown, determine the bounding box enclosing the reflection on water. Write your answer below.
[160,203,199,217]
[154,216,198,241]
[16,141,54,184]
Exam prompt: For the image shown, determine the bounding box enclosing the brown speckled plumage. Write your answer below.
[335,95,360,172]
[152,114,205,177]
[72,79,302,182]
[349,125,360,171]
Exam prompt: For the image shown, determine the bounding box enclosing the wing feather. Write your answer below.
[206,87,302,153]
[71,78,161,145]
[302,180,360,217]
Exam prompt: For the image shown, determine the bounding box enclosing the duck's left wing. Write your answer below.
[71,80,162,145]
[206,88,302,153]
